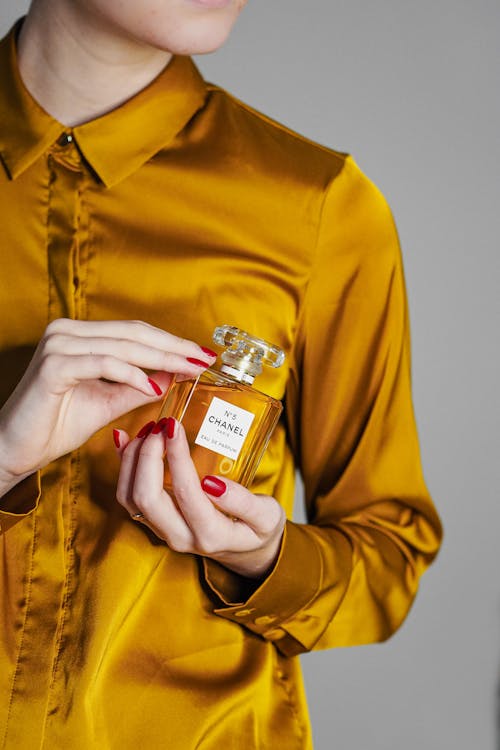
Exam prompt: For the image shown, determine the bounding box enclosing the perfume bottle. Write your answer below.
[159,325,285,489]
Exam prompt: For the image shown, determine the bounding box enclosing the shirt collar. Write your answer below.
[0,20,208,188]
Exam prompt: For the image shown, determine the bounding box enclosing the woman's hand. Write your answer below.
[115,418,286,579]
[0,319,215,496]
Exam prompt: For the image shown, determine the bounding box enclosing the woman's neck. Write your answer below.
[17,1,172,127]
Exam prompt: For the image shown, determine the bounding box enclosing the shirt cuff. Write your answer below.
[0,472,41,534]
[202,520,323,656]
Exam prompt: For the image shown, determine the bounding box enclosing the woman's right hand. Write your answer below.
[0,318,215,497]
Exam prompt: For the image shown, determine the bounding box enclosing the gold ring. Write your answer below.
[131,512,144,520]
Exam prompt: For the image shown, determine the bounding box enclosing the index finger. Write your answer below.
[45,318,216,361]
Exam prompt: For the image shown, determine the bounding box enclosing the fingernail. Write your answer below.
[186,357,210,368]
[152,417,168,434]
[148,377,163,396]
[112,429,121,449]
[166,417,176,439]
[136,420,155,439]
[200,346,217,358]
[201,475,226,498]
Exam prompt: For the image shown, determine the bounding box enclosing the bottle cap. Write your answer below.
[213,325,285,383]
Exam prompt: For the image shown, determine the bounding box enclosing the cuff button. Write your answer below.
[234,608,255,617]
[254,615,277,626]
[266,629,286,641]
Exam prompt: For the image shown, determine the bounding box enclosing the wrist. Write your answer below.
[0,469,24,499]
[0,432,28,499]
[214,532,284,580]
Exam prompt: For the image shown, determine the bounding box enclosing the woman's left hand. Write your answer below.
[114,418,286,579]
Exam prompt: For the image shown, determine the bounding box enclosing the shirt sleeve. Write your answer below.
[0,471,41,534]
[202,156,443,657]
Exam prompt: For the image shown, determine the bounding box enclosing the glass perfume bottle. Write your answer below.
[158,325,285,490]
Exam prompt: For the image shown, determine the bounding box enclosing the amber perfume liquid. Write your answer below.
[158,368,283,490]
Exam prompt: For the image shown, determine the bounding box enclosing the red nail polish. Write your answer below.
[201,475,226,497]
[186,357,210,368]
[148,377,162,396]
[200,346,217,358]
[136,421,155,439]
[112,429,121,449]
[152,417,168,434]
[166,417,176,439]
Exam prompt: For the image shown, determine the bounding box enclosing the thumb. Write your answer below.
[201,475,274,532]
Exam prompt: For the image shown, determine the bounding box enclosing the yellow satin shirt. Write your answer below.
[0,20,442,750]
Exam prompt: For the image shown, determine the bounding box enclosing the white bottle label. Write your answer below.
[194,396,255,460]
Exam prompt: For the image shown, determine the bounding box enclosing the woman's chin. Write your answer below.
[148,17,238,56]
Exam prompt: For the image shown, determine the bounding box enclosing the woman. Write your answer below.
[0,1,442,747]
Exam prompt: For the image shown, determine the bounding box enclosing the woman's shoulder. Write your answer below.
[203,82,353,185]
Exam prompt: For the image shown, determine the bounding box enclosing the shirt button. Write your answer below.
[254,615,277,627]
[57,132,74,147]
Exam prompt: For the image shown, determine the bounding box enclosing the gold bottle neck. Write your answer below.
[219,364,255,385]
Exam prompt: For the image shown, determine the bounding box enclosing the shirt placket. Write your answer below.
[1,132,90,749]
[42,132,89,739]
[47,131,87,321]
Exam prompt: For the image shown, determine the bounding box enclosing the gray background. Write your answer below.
[1,2,499,749]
